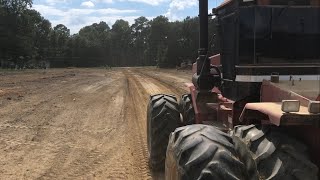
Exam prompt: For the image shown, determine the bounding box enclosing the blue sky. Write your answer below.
[32,0,223,34]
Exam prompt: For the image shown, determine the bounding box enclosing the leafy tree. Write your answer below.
[50,24,70,57]
[148,16,170,67]
[0,0,220,69]
[131,16,150,66]
[77,21,111,66]
[0,0,32,15]
[0,0,34,67]
[0,0,54,68]
[110,19,130,66]
[21,9,51,59]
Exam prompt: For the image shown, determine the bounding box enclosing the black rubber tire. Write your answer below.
[232,125,319,180]
[179,94,195,125]
[147,94,180,170]
[165,125,248,180]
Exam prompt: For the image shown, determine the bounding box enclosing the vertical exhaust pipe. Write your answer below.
[199,0,208,57]
[193,0,212,90]
[197,0,209,77]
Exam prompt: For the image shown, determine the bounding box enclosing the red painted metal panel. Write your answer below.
[209,54,221,66]
[216,0,233,9]
[191,54,221,74]
[240,102,320,126]
[186,83,221,124]
[192,63,197,74]
[260,80,311,106]
[187,84,202,123]
[240,103,282,125]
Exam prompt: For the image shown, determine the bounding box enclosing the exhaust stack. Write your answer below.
[199,0,208,57]
[193,0,214,90]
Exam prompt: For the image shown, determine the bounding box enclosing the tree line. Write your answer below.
[0,0,218,68]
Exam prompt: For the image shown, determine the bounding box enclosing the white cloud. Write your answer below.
[51,15,141,34]
[94,0,167,6]
[165,0,198,20]
[32,5,140,34]
[93,0,113,4]
[33,4,64,15]
[45,0,68,5]
[33,5,138,17]
[127,0,168,6]
[169,0,197,10]
[81,1,95,8]
[44,0,168,6]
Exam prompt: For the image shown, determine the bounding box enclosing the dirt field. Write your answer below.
[0,67,192,179]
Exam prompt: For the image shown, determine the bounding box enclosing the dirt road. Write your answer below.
[0,67,192,179]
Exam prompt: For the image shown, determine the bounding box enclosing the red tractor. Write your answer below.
[147,0,320,179]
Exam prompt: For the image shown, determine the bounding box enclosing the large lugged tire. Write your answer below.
[165,125,248,180]
[232,125,319,180]
[147,94,180,170]
[179,94,195,125]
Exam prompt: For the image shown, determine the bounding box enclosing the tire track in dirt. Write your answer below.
[0,73,121,147]
[123,70,152,180]
[133,68,189,95]
[123,68,188,180]
[0,71,119,128]
[37,76,130,179]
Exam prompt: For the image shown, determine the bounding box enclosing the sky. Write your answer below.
[32,0,223,34]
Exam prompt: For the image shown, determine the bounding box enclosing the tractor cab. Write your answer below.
[213,0,320,101]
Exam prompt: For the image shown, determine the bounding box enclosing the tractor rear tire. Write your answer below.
[179,94,195,125]
[232,125,319,180]
[147,94,180,170]
[165,125,248,180]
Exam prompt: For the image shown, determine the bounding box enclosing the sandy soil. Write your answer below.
[0,67,193,179]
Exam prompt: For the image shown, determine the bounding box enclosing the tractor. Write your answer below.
[147,0,320,179]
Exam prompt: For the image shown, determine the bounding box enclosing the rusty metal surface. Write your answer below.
[216,0,233,9]
[192,63,197,74]
[260,80,318,106]
[311,0,320,6]
[258,0,320,5]
[259,80,320,126]
[207,102,233,130]
[240,102,320,126]
[271,80,320,101]
[240,103,282,125]
[191,54,221,74]
[186,80,234,124]
[187,83,222,124]
[209,54,221,66]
